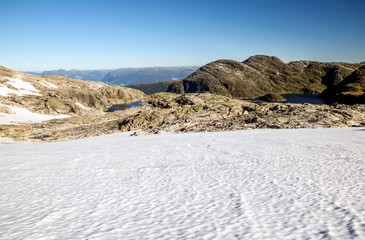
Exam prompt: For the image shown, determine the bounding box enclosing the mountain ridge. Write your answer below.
[168,55,364,104]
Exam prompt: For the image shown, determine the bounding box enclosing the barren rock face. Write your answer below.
[0,66,146,142]
[0,66,145,115]
[118,93,365,136]
[1,66,364,143]
[1,92,364,142]
[320,65,365,104]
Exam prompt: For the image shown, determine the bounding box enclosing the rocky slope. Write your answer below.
[1,65,364,143]
[118,93,365,135]
[319,65,365,104]
[1,91,364,142]
[168,55,364,104]
[0,66,145,117]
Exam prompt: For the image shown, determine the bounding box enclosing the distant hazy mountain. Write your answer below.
[25,66,200,85]
[25,69,111,81]
[102,66,200,86]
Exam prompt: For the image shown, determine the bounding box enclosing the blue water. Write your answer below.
[253,94,325,105]
[281,94,325,104]
[106,101,143,112]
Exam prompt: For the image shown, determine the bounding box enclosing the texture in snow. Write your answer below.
[0,104,70,125]
[0,128,364,239]
[39,80,58,89]
[0,77,41,96]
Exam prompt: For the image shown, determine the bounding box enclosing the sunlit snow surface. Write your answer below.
[39,80,58,89]
[0,77,41,96]
[0,104,70,125]
[75,102,89,110]
[0,128,364,239]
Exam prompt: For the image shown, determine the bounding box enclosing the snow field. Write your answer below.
[0,104,70,125]
[0,77,41,96]
[0,128,364,239]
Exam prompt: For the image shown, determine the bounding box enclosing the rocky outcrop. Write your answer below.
[319,65,365,104]
[168,55,364,104]
[119,93,365,135]
[1,92,364,142]
[0,66,145,115]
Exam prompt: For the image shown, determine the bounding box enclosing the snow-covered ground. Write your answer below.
[39,80,58,89]
[0,77,41,96]
[0,128,364,239]
[0,104,70,125]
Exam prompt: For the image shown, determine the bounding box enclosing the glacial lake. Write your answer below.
[107,94,325,112]
[106,101,143,112]
[253,94,325,105]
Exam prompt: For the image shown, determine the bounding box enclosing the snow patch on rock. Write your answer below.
[75,102,88,110]
[0,104,70,125]
[39,80,58,89]
[0,77,42,96]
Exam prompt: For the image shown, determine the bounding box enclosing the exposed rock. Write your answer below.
[0,66,145,115]
[1,92,364,142]
[320,65,365,104]
[0,66,146,142]
[118,93,365,136]
[1,66,364,143]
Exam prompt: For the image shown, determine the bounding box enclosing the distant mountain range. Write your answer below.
[25,69,111,82]
[102,66,199,86]
[26,66,200,86]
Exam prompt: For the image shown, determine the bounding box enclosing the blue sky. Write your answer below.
[1,0,364,71]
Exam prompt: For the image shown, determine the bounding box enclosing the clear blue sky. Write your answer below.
[1,0,364,71]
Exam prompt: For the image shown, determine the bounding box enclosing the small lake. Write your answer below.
[106,101,143,112]
[281,94,325,104]
[252,94,325,105]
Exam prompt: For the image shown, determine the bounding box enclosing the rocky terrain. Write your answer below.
[1,65,364,143]
[2,91,364,142]
[119,93,365,135]
[0,66,144,115]
[168,55,364,104]
[319,65,365,104]
[0,66,145,142]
